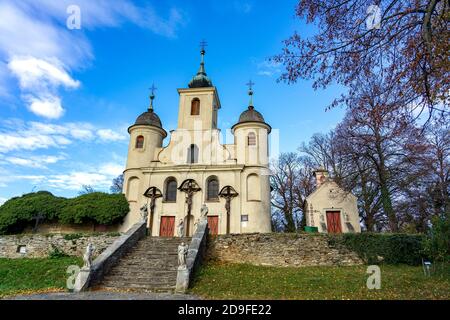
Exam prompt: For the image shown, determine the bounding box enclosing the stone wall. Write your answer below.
[0,233,121,259]
[206,233,363,267]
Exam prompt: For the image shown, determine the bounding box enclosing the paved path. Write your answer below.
[4,291,201,300]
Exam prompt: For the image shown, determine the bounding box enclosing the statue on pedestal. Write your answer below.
[82,243,95,270]
[177,242,189,270]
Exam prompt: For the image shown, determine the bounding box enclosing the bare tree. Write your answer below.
[78,185,96,195]
[270,153,314,232]
[274,0,449,120]
[110,174,124,194]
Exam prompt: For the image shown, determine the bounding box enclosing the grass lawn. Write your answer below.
[190,263,450,300]
[0,257,82,298]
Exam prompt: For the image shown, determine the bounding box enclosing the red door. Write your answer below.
[326,211,342,234]
[207,216,219,235]
[160,216,175,237]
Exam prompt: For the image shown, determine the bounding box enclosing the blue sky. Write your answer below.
[0,0,346,203]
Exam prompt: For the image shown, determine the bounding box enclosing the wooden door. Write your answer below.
[207,216,219,235]
[326,211,342,234]
[160,216,175,237]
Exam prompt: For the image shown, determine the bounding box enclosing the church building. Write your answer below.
[304,167,361,233]
[120,47,272,236]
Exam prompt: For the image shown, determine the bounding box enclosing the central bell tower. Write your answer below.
[177,45,221,131]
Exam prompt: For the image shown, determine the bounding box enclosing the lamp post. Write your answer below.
[143,187,162,235]
[219,186,238,234]
[178,179,201,236]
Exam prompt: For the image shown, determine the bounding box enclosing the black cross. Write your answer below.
[246,80,255,91]
[199,40,208,52]
[149,83,157,96]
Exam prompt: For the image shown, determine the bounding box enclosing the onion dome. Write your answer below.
[188,45,213,88]
[233,81,270,132]
[133,84,163,129]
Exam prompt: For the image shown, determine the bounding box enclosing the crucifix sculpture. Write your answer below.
[178,179,201,237]
[31,213,45,233]
[143,186,163,235]
[219,186,238,234]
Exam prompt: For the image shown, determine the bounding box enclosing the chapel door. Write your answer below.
[207,216,219,235]
[326,211,342,234]
[160,216,175,237]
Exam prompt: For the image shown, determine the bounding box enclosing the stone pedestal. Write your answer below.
[175,267,190,293]
[74,267,91,292]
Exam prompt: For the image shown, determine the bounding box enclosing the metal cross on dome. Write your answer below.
[148,83,157,111]
[149,83,157,96]
[246,80,255,91]
[199,39,208,52]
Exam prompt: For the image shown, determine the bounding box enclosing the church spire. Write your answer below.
[148,83,157,112]
[246,80,255,109]
[188,40,213,88]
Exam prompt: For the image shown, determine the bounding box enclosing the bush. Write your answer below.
[0,191,129,235]
[0,191,66,234]
[331,233,425,265]
[59,192,129,225]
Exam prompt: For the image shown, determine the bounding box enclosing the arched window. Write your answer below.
[247,132,256,146]
[191,98,200,115]
[135,135,144,149]
[187,144,199,164]
[207,177,219,200]
[165,178,177,202]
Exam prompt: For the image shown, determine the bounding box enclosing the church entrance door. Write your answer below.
[326,211,342,234]
[160,216,175,237]
[207,216,219,235]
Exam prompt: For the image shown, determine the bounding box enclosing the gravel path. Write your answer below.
[4,291,201,300]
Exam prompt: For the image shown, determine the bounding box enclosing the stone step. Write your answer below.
[106,270,177,277]
[99,284,176,293]
[97,235,191,291]
[102,278,177,285]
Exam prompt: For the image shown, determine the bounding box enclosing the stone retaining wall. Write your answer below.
[0,233,121,259]
[206,233,363,267]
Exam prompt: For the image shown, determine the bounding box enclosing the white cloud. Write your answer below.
[0,197,7,205]
[8,56,80,89]
[0,0,187,118]
[5,154,66,169]
[0,120,123,153]
[26,95,65,119]
[97,129,126,142]
[46,162,124,190]
[256,60,281,77]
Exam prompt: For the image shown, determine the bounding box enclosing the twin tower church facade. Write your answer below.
[120,48,272,236]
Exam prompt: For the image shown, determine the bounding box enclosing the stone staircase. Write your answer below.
[97,236,191,292]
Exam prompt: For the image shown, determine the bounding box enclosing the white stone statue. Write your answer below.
[194,218,200,232]
[139,204,149,223]
[200,203,209,220]
[177,219,185,237]
[177,242,189,270]
[82,243,95,270]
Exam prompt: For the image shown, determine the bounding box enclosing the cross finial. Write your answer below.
[246,80,255,108]
[199,39,208,53]
[148,83,157,111]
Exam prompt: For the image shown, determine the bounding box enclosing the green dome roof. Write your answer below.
[188,49,213,88]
